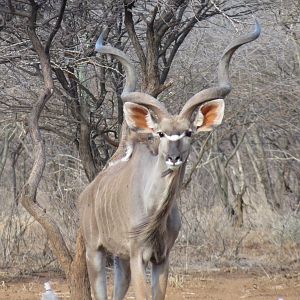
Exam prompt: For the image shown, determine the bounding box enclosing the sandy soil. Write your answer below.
[0,270,299,300]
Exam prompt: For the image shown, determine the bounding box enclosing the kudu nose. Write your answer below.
[167,155,181,164]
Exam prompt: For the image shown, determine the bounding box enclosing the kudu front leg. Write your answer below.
[151,258,169,300]
[130,254,149,299]
[113,256,131,300]
[86,247,108,300]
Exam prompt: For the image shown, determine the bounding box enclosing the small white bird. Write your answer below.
[41,282,59,300]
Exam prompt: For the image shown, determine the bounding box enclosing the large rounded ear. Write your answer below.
[193,99,225,132]
[123,102,156,133]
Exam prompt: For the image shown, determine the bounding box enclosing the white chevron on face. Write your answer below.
[164,132,186,141]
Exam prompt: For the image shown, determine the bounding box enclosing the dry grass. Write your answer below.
[0,138,299,276]
[1,197,299,275]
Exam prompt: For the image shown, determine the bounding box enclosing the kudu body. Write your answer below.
[79,22,260,300]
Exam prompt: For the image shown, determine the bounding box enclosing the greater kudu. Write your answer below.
[80,22,261,300]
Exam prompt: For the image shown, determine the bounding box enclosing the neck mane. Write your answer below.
[130,160,184,248]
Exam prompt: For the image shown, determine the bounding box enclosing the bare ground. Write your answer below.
[0,269,299,300]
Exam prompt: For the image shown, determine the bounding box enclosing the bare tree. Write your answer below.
[2,0,299,298]
[1,1,91,299]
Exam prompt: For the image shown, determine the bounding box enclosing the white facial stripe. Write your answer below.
[164,132,186,141]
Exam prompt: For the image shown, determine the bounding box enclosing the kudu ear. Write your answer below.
[123,102,156,132]
[193,99,225,132]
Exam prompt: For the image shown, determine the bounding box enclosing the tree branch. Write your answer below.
[45,0,67,55]
[124,1,146,73]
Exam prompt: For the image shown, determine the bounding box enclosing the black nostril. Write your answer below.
[168,156,181,163]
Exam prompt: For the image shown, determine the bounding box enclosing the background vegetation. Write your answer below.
[0,0,299,295]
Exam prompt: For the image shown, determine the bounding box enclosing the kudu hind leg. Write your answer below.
[113,256,131,300]
[151,258,169,300]
[86,247,108,300]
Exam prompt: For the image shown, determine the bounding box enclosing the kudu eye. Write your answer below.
[158,132,165,138]
[185,130,192,137]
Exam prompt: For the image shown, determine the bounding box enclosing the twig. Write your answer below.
[183,131,213,189]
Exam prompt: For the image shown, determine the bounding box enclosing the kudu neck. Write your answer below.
[143,148,185,216]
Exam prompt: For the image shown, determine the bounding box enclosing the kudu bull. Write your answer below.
[80,22,261,299]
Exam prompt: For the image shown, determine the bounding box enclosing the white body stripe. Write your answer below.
[109,144,134,167]
[121,143,134,161]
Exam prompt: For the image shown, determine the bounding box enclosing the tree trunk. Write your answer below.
[18,3,92,299]
[211,132,247,225]
[245,129,279,210]
[231,149,246,227]
[0,127,15,179]
[251,126,279,209]
[69,229,92,300]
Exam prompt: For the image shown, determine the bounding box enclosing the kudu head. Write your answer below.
[96,22,261,171]
[122,94,223,170]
